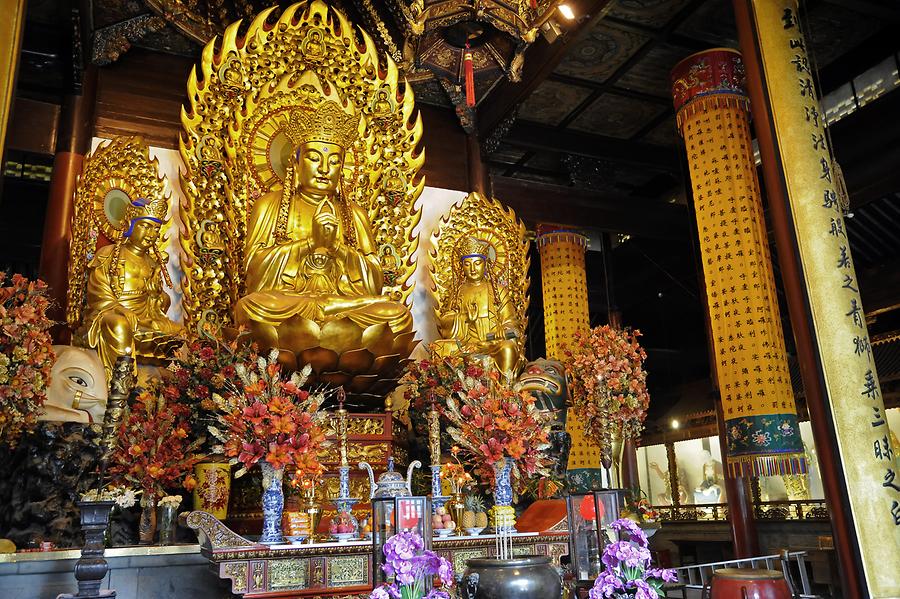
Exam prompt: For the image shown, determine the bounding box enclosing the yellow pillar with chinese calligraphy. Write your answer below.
[0,0,25,159]
[732,1,900,594]
[671,49,806,478]
[536,227,603,490]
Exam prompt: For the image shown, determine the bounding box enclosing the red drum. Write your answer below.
[709,568,792,599]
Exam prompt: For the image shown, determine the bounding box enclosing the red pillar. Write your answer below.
[39,67,97,339]
[716,397,760,558]
[466,133,489,194]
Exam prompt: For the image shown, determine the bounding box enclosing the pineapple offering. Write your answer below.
[461,495,489,535]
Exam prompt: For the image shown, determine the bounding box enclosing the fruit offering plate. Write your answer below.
[434,528,455,538]
[465,527,485,536]
[330,533,357,543]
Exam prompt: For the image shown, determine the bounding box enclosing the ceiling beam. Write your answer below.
[476,0,614,141]
[503,120,680,171]
[493,175,689,239]
[547,73,670,105]
[860,257,900,317]
[816,27,900,94]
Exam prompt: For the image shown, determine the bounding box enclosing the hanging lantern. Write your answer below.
[464,42,475,107]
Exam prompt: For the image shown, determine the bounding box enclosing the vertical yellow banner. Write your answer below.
[0,0,26,159]
[671,49,806,478]
[746,1,900,594]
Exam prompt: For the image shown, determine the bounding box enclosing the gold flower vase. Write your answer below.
[193,461,232,520]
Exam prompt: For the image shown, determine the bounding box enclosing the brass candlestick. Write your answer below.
[337,388,349,469]
[428,396,441,466]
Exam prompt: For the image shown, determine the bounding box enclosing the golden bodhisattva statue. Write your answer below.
[436,238,521,374]
[234,97,413,355]
[430,192,530,377]
[178,3,425,400]
[80,197,182,377]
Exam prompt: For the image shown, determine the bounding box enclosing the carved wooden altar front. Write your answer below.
[186,510,569,598]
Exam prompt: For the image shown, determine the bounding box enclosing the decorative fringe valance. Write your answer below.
[675,93,751,132]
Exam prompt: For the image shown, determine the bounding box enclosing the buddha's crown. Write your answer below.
[123,196,167,235]
[460,237,491,260]
[285,100,360,150]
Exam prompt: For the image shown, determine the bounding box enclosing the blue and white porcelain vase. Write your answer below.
[493,458,513,507]
[259,460,285,544]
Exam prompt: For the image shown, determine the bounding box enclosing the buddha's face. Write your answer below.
[127,219,161,251]
[296,141,344,197]
[462,255,486,282]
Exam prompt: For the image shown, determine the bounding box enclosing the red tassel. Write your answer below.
[464,43,475,107]
[530,0,538,8]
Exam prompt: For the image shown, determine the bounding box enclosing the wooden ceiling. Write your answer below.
[486,0,896,199]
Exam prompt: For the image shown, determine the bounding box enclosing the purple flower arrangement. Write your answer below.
[589,519,677,599]
[370,531,455,599]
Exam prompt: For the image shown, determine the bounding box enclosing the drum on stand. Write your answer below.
[705,568,792,599]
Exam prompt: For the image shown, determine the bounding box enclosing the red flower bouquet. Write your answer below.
[563,325,650,459]
[109,381,204,499]
[207,350,328,479]
[400,344,490,411]
[166,334,259,453]
[0,273,54,447]
[443,369,552,492]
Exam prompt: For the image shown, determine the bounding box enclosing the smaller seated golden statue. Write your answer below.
[435,238,522,374]
[430,192,530,377]
[78,197,182,377]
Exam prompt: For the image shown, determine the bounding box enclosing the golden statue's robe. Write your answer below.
[80,244,182,376]
[234,190,412,335]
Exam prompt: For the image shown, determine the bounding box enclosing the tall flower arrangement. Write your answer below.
[400,346,490,464]
[207,350,329,479]
[0,273,54,447]
[109,381,204,499]
[369,531,455,599]
[563,325,650,459]
[443,369,552,493]
[589,519,676,599]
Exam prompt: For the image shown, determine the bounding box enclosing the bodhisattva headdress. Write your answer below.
[123,197,168,236]
[459,236,492,262]
[283,100,361,150]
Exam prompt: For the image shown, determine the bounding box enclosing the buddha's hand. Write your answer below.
[466,301,479,322]
[313,210,340,248]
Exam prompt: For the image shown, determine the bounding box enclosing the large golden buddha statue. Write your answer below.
[178,3,425,400]
[79,197,182,377]
[431,192,530,376]
[234,97,413,356]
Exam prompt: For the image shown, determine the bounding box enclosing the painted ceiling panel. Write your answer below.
[568,93,666,138]
[555,21,651,82]
[517,80,593,125]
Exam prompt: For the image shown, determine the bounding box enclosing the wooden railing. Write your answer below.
[651,499,829,522]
